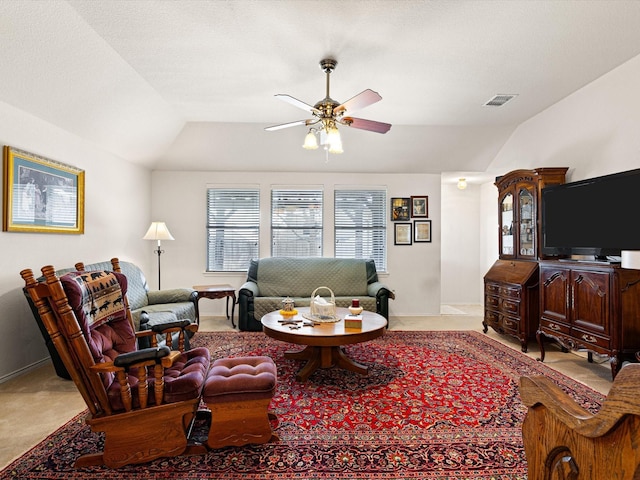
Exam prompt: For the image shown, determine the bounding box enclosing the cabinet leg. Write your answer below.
[610,356,619,380]
[536,330,546,362]
[482,321,488,334]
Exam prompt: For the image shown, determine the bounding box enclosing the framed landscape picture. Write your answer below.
[411,195,428,217]
[391,197,410,221]
[2,146,85,234]
[414,220,432,243]
[394,222,412,245]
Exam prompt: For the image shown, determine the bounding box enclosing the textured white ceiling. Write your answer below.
[2,0,640,176]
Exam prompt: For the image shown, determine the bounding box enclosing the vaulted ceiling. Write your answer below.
[2,1,640,181]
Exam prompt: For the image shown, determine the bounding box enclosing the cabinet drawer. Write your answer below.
[501,315,520,334]
[500,298,520,316]
[540,317,571,336]
[500,286,522,300]
[485,283,500,295]
[484,309,499,326]
[572,327,610,350]
[485,295,500,309]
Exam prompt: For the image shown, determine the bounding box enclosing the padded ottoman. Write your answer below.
[203,356,278,448]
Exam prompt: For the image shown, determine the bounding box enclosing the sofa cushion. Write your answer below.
[60,270,137,391]
[252,257,370,298]
[116,261,150,310]
[252,296,377,323]
[141,303,194,321]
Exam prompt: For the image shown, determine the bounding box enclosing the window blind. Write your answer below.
[206,188,259,271]
[334,189,387,271]
[271,188,323,257]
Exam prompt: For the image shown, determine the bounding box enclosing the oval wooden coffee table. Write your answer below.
[261,307,387,382]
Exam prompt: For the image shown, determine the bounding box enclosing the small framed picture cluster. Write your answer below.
[391,196,431,245]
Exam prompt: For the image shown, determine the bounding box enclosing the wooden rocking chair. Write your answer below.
[519,364,640,480]
[21,265,211,469]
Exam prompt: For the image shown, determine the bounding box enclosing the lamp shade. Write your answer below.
[326,125,343,154]
[621,251,640,269]
[303,130,319,150]
[143,222,174,241]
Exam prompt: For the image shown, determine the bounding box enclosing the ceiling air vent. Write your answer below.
[484,94,518,107]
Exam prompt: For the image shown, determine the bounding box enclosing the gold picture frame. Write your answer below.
[2,146,85,234]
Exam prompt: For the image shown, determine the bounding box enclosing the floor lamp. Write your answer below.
[143,221,174,290]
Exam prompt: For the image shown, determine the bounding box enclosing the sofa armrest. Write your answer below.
[368,281,395,300]
[238,281,261,331]
[239,281,259,297]
[147,288,197,305]
[368,281,395,321]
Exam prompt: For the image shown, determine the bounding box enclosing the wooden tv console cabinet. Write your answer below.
[538,260,640,379]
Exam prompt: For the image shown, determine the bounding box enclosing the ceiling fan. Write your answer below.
[265,58,392,154]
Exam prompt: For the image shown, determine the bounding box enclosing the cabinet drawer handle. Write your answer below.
[548,323,561,331]
[581,334,597,343]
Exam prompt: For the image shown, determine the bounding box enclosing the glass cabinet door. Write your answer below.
[518,188,535,257]
[501,193,514,256]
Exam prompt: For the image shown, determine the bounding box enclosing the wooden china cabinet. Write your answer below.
[483,168,567,352]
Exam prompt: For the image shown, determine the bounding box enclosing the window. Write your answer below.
[271,188,323,257]
[206,188,259,271]
[335,189,387,271]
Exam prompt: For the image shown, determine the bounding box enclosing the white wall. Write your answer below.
[440,182,484,305]
[478,53,640,279]
[488,54,640,181]
[0,101,152,381]
[479,181,499,294]
[150,170,442,318]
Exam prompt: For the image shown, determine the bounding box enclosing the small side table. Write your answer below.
[193,284,237,328]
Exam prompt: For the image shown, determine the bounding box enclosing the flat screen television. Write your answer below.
[541,167,640,260]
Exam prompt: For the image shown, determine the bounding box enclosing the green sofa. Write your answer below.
[68,259,199,335]
[238,257,394,331]
[24,258,198,378]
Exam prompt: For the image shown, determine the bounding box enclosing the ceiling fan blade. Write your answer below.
[274,94,321,115]
[334,89,382,115]
[264,119,311,131]
[342,117,392,134]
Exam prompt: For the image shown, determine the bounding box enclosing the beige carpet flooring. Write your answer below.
[0,305,614,469]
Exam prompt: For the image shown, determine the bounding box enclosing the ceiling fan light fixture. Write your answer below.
[328,138,343,154]
[302,129,319,150]
[326,124,343,154]
[269,58,391,156]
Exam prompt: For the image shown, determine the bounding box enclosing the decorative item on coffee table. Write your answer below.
[345,298,363,329]
[303,286,340,323]
[279,297,297,316]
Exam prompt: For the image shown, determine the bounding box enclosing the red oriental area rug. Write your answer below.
[1,331,604,480]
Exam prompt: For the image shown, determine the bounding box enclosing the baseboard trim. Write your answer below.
[0,357,50,384]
